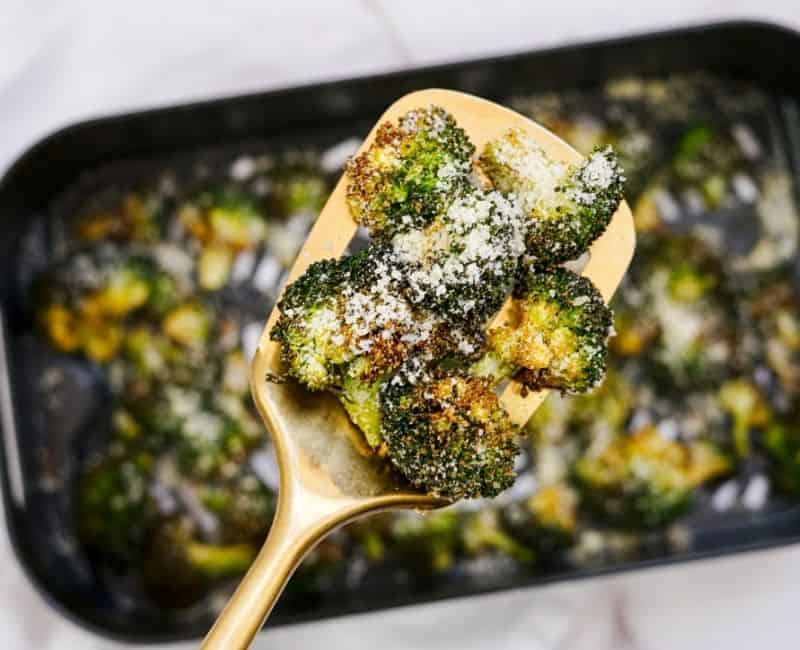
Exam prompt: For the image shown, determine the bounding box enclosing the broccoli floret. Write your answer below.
[162,301,213,349]
[479,267,612,394]
[74,192,163,243]
[381,356,519,499]
[480,129,624,267]
[718,379,771,457]
[389,510,462,572]
[270,254,360,390]
[346,105,475,238]
[462,509,535,564]
[199,471,275,543]
[268,165,328,216]
[572,425,732,529]
[764,416,800,495]
[501,483,578,555]
[272,245,476,446]
[174,405,263,480]
[391,188,525,325]
[143,516,257,606]
[179,189,267,250]
[77,449,156,560]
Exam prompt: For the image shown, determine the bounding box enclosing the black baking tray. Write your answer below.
[2,20,800,643]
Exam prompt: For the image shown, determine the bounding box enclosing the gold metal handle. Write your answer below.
[201,486,354,649]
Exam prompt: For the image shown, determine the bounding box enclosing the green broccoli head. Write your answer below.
[462,509,535,564]
[77,449,156,560]
[179,189,267,250]
[346,105,475,239]
[718,379,771,457]
[389,510,462,572]
[381,355,520,499]
[480,129,624,267]
[764,417,800,495]
[501,483,578,555]
[572,425,732,529]
[485,266,612,394]
[391,188,525,325]
[199,470,276,543]
[143,516,257,606]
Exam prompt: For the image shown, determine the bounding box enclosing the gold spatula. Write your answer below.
[201,89,635,649]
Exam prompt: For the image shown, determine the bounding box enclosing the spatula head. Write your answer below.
[250,89,635,507]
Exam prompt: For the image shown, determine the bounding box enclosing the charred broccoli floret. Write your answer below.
[391,188,525,325]
[480,129,624,267]
[37,251,180,362]
[178,189,268,289]
[763,416,800,495]
[74,191,163,243]
[272,245,473,446]
[143,516,257,606]
[476,267,612,394]
[346,105,474,238]
[718,379,771,457]
[381,356,519,499]
[389,510,462,572]
[462,509,535,563]
[77,449,156,560]
[199,470,275,543]
[501,483,578,555]
[572,425,732,529]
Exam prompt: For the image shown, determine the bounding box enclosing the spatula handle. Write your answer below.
[200,491,340,650]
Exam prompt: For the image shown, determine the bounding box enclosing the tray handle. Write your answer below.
[0,306,25,507]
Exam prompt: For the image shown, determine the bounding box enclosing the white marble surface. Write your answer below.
[2,1,800,647]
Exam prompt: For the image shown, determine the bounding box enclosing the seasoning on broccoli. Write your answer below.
[572,425,732,529]
[381,356,519,499]
[271,245,478,446]
[346,105,474,239]
[480,129,624,268]
[391,188,525,325]
[474,267,613,394]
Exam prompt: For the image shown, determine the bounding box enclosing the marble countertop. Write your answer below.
[2,1,800,647]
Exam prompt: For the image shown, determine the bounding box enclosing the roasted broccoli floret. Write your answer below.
[174,401,264,480]
[36,251,180,362]
[74,192,163,243]
[572,425,732,529]
[381,356,519,499]
[718,379,771,457]
[389,510,462,572]
[143,516,257,606]
[501,483,578,555]
[178,189,268,289]
[476,267,612,394]
[346,105,474,238]
[199,470,275,543]
[462,509,535,564]
[480,129,624,267]
[268,165,328,216]
[77,449,156,560]
[162,301,213,349]
[764,416,800,495]
[272,245,473,446]
[391,188,525,325]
